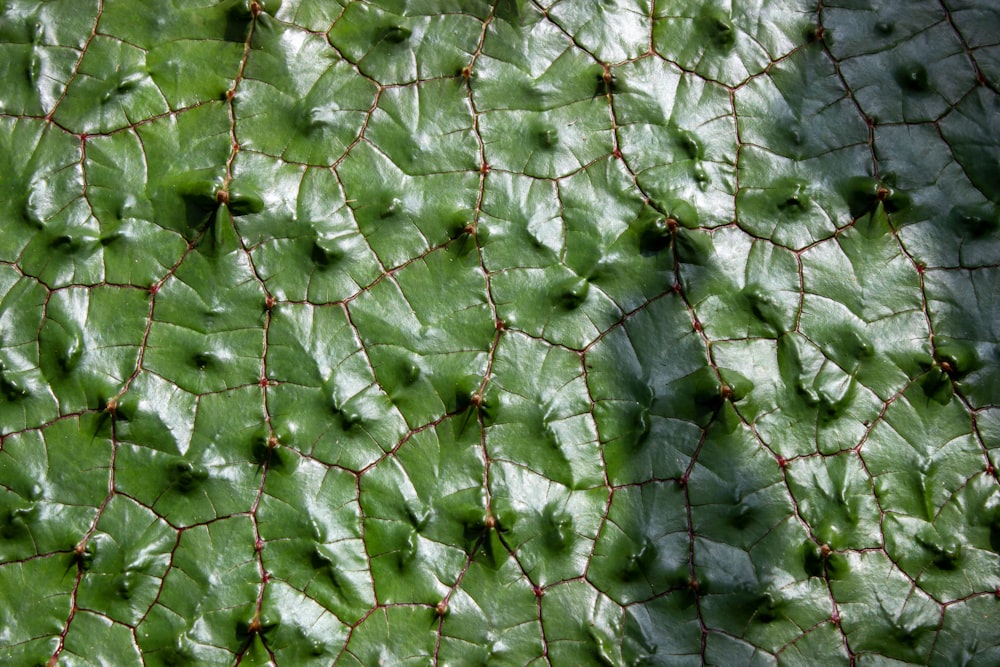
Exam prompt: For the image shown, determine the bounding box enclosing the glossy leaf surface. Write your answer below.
[0,0,998,664]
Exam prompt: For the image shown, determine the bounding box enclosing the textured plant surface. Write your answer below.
[1,0,999,664]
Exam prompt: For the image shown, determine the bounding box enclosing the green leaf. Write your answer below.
[1,1,999,664]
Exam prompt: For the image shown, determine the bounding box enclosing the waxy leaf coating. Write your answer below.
[0,0,998,664]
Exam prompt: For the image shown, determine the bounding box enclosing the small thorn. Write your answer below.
[484,513,496,529]
[831,610,841,625]
[678,474,688,487]
[495,319,506,331]
[666,217,679,233]
[149,282,160,296]
[216,189,230,205]
[250,1,262,17]
[688,577,700,592]
[469,393,483,408]
[719,384,733,400]
[820,543,832,557]
[692,319,702,333]
[435,600,448,616]
[461,65,473,80]
[105,398,117,415]
[255,538,265,553]
[265,295,276,310]
[73,539,87,556]
[226,88,236,101]
[267,434,279,449]
[259,377,269,388]
[612,147,622,159]
[671,283,682,294]
[462,223,477,236]
[776,455,787,469]
[940,360,954,374]
[532,585,544,598]
[480,162,490,175]
[915,262,925,275]
[876,187,889,201]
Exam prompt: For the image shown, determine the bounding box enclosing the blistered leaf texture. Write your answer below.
[1,0,998,664]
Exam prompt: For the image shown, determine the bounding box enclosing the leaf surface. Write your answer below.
[0,0,998,664]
